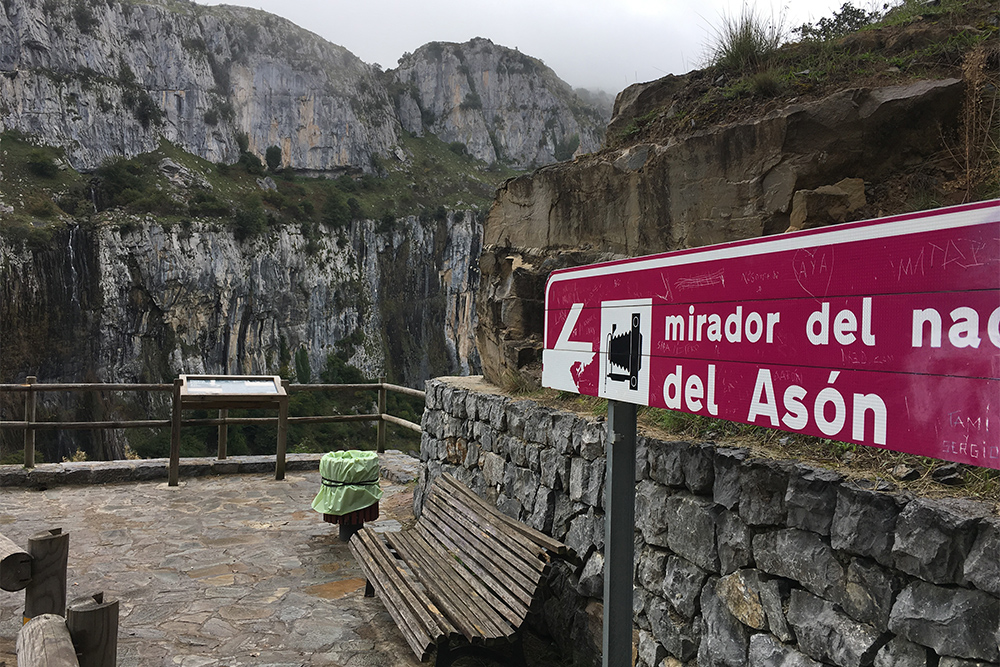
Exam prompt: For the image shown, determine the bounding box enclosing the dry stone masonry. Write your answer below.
[417,377,1000,667]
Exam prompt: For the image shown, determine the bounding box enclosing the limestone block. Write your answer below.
[752,529,845,600]
[527,485,555,534]
[638,546,670,591]
[965,517,1000,595]
[506,402,527,438]
[509,467,540,512]
[666,493,723,572]
[481,451,506,487]
[479,426,496,454]
[718,510,754,575]
[830,484,902,566]
[578,420,606,461]
[539,448,572,491]
[463,441,481,469]
[552,494,586,542]
[525,443,541,473]
[662,555,709,619]
[683,442,716,494]
[636,480,673,548]
[891,497,978,585]
[739,460,790,526]
[508,437,527,467]
[748,634,823,667]
[714,447,750,510]
[566,508,602,556]
[649,438,687,487]
[698,577,750,667]
[488,396,509,431]
[636,437,651,481]
[759,578,794,643]
[524,405,553,446]
[496,493,522,520]
[717,569,768,630]
[841,557,905,631]
[938,659,1000,667]
[787,589,881,667]
[577,550,604,598]
[785,464,843,536]
[424,380,443,410]
[638,629,667,667]
[648,596,701,662]
[874,637,931,667]
[551,412,578,455]
[888,580,1000,662]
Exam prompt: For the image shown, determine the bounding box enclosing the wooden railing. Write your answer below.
[0,377,425,483]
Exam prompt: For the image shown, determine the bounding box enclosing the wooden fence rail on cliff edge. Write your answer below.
[0,380,424,471]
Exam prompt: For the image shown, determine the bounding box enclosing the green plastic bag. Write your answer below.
[311,450,383,515]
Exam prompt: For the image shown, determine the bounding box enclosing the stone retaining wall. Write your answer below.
[416,377,1000,667]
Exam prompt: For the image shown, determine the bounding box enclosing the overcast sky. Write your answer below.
[196,0,851,93]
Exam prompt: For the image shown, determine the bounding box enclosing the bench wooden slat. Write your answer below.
[423,493,542,600]
[356,528,454,639]
[426,489,549,580]
[404,523,524,632]
[349,528,452,659]
[440,473,571,556]
[428,484,547,560]
[388,530,513,642]
[416,519,532,620]
[349,538,431,660]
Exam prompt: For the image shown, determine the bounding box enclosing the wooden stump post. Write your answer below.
[17,614,79,667]
[24,375,36,468]
[0,532,32,592]
[169,379,182,486]
[217,408,228,460]
[377,378,386,453]
[67,592,118,667]
[24,528,69,622]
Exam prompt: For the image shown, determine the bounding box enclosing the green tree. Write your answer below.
[265,145,282,171]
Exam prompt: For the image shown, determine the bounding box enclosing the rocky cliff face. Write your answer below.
[1,212,480,385]
[0,0,400,171]
[477,77,966,385]
[0,1,607,174]
[389,38,607,169]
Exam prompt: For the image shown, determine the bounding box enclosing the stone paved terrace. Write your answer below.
[0,452,433,667]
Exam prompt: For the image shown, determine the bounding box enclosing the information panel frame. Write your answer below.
[542,199,1000,469]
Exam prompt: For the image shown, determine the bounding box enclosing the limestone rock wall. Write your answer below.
[476,78,964,385]
[389,38,607,169]
[417,377,1000,667]
[0,0,399,171]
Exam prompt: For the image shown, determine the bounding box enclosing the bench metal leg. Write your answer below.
[435,634,527,667]
[364,579,375,598]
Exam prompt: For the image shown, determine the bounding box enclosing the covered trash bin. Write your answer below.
[312,450,382,541]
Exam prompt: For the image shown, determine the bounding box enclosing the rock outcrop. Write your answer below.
[389,38,607,168]
[477,77,964,385]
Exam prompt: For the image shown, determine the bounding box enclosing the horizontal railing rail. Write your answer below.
[1,377,425,481]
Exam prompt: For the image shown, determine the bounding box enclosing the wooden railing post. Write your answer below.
[168,379,182,487]
[377,378,386,453]
[24,376,36,468]
[275,380,289,481]
[67,592,118,667]
[217,409,228,460]
[24,528,69,623]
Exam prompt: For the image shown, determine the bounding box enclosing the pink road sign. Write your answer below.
[542,199,1000,469]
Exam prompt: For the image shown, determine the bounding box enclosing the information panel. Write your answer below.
[542,199,1000,469]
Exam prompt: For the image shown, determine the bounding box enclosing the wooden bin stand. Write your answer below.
[169,375,289,486]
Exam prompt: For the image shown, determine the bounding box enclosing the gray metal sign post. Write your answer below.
[603,399,637,667]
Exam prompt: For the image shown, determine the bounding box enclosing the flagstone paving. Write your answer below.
[0,453,425,667]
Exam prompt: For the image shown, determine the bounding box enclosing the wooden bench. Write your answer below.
[348,472,571,666]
